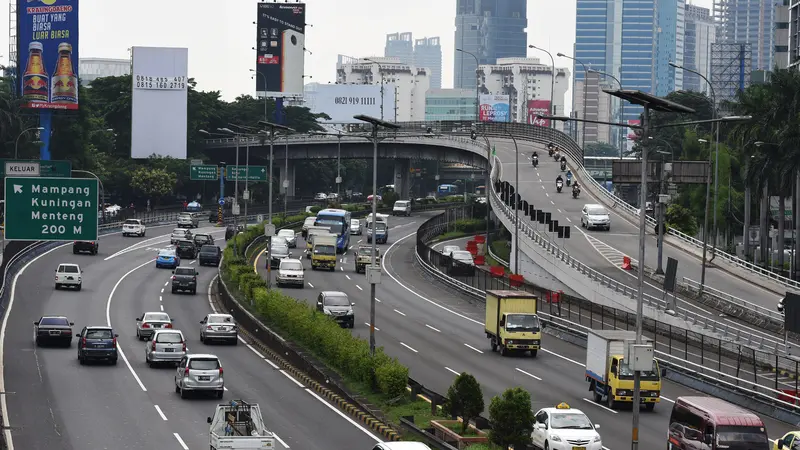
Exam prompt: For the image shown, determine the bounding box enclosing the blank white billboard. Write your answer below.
[305,84,397,123]
[131,46,189,159]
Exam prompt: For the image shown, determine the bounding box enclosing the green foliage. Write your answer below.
[453,219,484,233]
[488,387,535,449]
[376,362,410,399]
[440,195,465,203]
[382,191,399,207]
[585,142,619,157]
[446,373,485,434]
[665,204,699,237]
[310,206,322,214]
[130,166,178,200]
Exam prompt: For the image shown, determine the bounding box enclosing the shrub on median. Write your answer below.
[453,218,484,233]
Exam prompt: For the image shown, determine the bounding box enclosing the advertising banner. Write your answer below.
[305,84,396,122]
[627,119,641,140]
[131,47,189,159]
[17,0,80,110]
[479,94,510,122]
[256,2,306,98]
[527,100,551,126]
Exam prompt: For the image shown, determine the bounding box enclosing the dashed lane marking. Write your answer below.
[393,309,406,316]
[463,343,483,354]
[173,433,189,450]
[445,367,460,376]
[400,343,419,353]
[154,405,168,421]
[425,324,441,333]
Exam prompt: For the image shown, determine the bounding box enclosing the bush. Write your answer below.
[488,387,535,449]
[238,272,265,300]
[446,373,484,434]
[376,361,409,399]
[453,219,484,233]
[441,195,465,203]
[310,206,322,214]
[382,191,399,207]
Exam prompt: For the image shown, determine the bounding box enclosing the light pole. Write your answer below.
[647,136,673,275]
[258,120,295,289]
[249,69,268,122]
[14,126,45,159]
[229,124,261,225]
[353,114,400,387]
[456,49,480,121]
[312,130,345,199]
[71,169,106,230]
[218,128,242,256]
[670,62,718,293]
[557,52,589,153]
[284,132,289,216]
[588,69,625,158]
[697,138,714,290]
[364,58,387,120]
[529,45,556,128]
[471,129,493,249]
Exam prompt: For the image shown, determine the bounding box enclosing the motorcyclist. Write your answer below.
[556,174,564,185]
[560,156,567,163]
[566,170,573,186]
[572,182,580,197]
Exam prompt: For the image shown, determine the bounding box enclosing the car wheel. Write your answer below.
[180,386,188,399]
[79,355,85,365]
[72,249,78,254]
[110,358,117,366]
[54,284,60,290]
[174,381,180,394]
[76,284,82,292]
[63,339,71,348]
[171,288,176,294]
[191,289,196,295]
[231,338,238,346]
[123,233,127,237]
[200,334,206,344]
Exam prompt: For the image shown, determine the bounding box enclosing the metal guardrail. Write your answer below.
[682,276,784,322]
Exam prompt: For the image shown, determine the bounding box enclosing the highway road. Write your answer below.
[1,222,382,449]
[489,138,782,313]
[255,212,798,450]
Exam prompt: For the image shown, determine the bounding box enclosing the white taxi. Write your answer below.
[531,403,602,450]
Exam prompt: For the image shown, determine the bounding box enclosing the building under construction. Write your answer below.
[710,43,751,112]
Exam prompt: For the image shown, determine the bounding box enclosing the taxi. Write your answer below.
[775,431,800,449]
[531,403,602,450]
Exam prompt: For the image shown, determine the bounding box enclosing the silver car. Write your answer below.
[170,228,192,244]
[136,312,174,340]
[277,258,305,287]
[177,213,198,228]
[145,329,186,366]
[350,219,362,235]
[174,353,224,399]
[277,229,297,247]
[200,314,238,344]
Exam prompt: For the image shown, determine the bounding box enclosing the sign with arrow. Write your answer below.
[225,165,268,182]
[190,165,219,181]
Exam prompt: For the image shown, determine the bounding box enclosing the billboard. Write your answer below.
[479,94,510,122]
[131,47,189,159]
[256,2,306,98]
[305,84,396,123]
[17,0,80,110]
[527,100,551,126]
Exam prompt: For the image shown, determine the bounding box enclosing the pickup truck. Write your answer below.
[354,245,381,273]
[122,219,146,237]
[207,399,275,450]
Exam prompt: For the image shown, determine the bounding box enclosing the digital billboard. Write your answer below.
[256,2,306,98]
[17,0,80,110]
[479,94,510,123]
[527,100,551,126]
[305,84,396,123]
[131,47,189,159]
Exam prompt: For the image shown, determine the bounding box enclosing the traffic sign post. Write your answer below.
[225,165,267,181]
[4,177,99,241]
[0,159,71,177]
[190,165,219,181]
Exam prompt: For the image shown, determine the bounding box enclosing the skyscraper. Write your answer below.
[415,37,442,89]
[715,0,780,71]
[385,33,414,65]
[454,0,527,90]
[683,4,716,94]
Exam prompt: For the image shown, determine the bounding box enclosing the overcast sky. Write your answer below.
[1,0,713,109]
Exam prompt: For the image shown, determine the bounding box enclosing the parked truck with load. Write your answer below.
[354,245,381,273]
[311,233,338,271]
[305,225,331,257]
[207,399,275,449]
[484,290,542,357]
[585,329,663,410]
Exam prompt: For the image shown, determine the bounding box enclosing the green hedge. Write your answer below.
[440,195,465,203]
[453,218,485,233]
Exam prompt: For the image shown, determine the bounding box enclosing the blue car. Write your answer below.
[156,249,180,269]
[76,326,118,365]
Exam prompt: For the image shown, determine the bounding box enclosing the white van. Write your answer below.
[392,200,411,216]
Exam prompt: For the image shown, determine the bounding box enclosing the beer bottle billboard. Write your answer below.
[51,43,78,105]
[22,41,48,104]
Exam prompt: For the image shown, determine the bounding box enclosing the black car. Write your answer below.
[171,266,199,294]
[175,239,197,259]
[316,291,354,328]
[199,245,221,267]
[34,316,74,347]
[76,326,118,365]
[73,240,98,255]
[194,233,214,247]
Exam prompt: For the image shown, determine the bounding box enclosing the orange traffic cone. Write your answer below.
[621,256,632,270]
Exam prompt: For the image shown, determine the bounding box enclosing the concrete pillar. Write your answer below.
[393,159,411,200]
[278,161,297,200]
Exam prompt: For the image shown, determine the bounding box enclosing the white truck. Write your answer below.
[207,399,276,449]
[122,219,146,237]
[365,213,389,228]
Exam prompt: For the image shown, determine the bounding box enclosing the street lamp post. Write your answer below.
[218,128,242,256]
[647,136,674,275]
[364,58,387,120]
[336,130,342,199]
[14,126,45,159]
[529,45,556,128]
[250,69,268,122]
[588,69,625,158]
[284,132,289,217]
[557,53,589,153]
[456,49,480,121]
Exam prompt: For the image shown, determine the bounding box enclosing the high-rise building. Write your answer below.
[425,89,477,121]
[79,57,130,85]
[775,0,790,69]
[683,5,716,94]
[454,0,528,90]
[385,32,414,65]
[715,0,785,71]
[415,37,442,89]
[790,0,800,68]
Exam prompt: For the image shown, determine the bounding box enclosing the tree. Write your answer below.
[446,373,484,434]
[488,387,534,449]
[665,203,698,236]
[585,142,618,157]
[130,167,178,203]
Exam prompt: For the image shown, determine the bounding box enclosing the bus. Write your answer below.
[668,396,769,450]
[474,185,486,196]
[438,184,459,196]
[314,208,352,254]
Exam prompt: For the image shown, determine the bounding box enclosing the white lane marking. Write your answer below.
[356,285,363,291]
[393,309,406,316]
[159,296,162,302]
[173,432,189,450]
[160,288,164,293]
[558,209,562,213]
[365,323,380,331]
[425,324,441,333]
[515,367,542,381]
[661,396,675,404]
[274,433,290,448]
[348,246,353,250]
[246,344,265,359]
[164,281,169,286]
[340,266,344,271]
[375,298,382,303]
[551,200,555,205]
[304,388,383,443]
[566,218,572,223]
[189,260,196,265]
[224,387,228,391]
[345,275,351,280]
[582,398,618,414]
[279,370,305,388]
[154,404,168,421]
[265,359,280,369]
[106,258,155,392]
[160,304,164,311]
[400,342,419,353]
[464,343,484,354]
[307,282,314,288]
[445,367,460,376]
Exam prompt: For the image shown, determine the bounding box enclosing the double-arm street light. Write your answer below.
[456,49,481,121]
[217,127,245,256]
[15,126,45,159]
[557,52,589,152]
[529,45,556,128]
[588,69,625,158]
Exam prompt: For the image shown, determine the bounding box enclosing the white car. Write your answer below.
[122,219,146,237]
[277,258,305,288]
[580,204,611,231]
[277,229,297,247]
[350,219,362,235]
[174,353,224,399]
[392,200,411,216]
[531,403,602,450]
[440,245,460,266]
[145,329,186,366]
[315,192,328,201]
[54,263,82,291]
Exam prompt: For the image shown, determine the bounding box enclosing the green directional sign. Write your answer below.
[4,177,99,241]
[226,165,268,182]
[190,164,219,181]
[0,159,71,177]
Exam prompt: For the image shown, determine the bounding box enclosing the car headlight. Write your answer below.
[550,435,561,442]
[593,435,602,443]
[616,390,630,396]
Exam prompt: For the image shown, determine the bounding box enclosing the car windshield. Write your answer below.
[40,317,69,326]
[175,268,194,276]
[587,208,607,215]
[351,220,359,227]
[124,219,140,225]
[716,426,768,450]
[143,313,170,322]
[375,223,387,232]
[179,214,192,219]
[60,265,79,273]
[172,232,186,237]
[617,360,659,380]
[272,245,289,256]
[443,246,459,253]
[505,314,540,332]
[177,241,194,248]
[324,295,349,306]
[281,261,303,271]
[208,314,233,324]
[452,251,472,260]
[550,412,594,430]
[159,250,176,257]
[199,246,218,254]
[85,329,113,339]
[394,201,408,207]
[189,358,220,370]
[315,245,335,255]
[195,235,210,242]
[358,247,378,256]
[278,230,294,238]
[156,332,182,343]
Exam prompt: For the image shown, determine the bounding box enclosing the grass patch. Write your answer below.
[490,240,510,262]
[442,420,480,437]
[341,380,448,430]
[436,231,471,241]
[464,444,497,450]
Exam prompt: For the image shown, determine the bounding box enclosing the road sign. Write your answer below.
[218,198,225,206]
[225,165,268,181]
[257,214,264,223]
[190,159,203,165]
[4,177,99,241]
[6,161,40,177]
[0,159,71,177]
[190,165,219,181]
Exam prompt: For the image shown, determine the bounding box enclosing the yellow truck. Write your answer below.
[585,329,663,410]
[305,225,330,258]
[484,290,542,357]
[311,233,337,271]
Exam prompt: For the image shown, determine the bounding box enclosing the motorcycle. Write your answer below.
[572,186,581,198]
[556,180,563,193]
[532,156,538,167]
[560,161,567,171]
[566,178,571,187]
[554,152,560,161]
[548,147,554,157]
